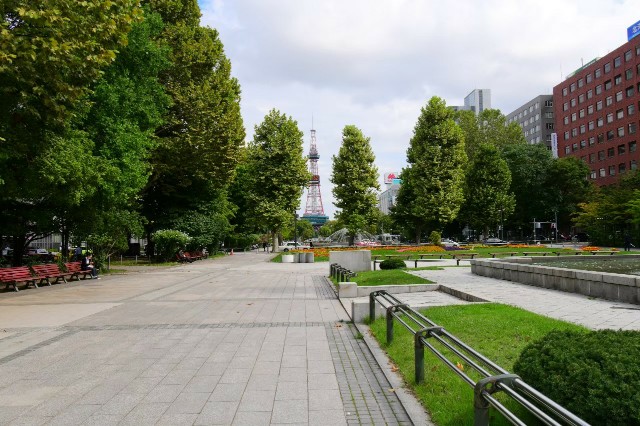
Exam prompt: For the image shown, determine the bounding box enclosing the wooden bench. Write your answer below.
[451,253,478,265]
[489,252,518,258]
[32,264,74,286]
[0,266,37,291]
[589,250,617,255]
[522,252,553,256]
[64,262,95,280]
[414,253,447,267]
[553,251,584,256]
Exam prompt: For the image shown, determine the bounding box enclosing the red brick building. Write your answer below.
[553,38,640,185]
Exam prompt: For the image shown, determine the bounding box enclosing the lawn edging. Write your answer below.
[338,282,438,298]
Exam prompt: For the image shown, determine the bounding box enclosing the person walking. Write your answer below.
[624,233,632,252]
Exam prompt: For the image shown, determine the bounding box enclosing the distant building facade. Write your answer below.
[450,89,491,115]
[378,183,401,215]
[506,95,555,148]
[553,37,640,185]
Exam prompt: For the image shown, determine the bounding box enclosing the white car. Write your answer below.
[278,241,311,252]
[441,239,460,248]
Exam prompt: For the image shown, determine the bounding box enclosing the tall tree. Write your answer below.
[331,125,380,246]
[392,97,467,243]
[461,144,515,239]
[142,0,245,236]
[245,110,310,251]
[456,109,526,161]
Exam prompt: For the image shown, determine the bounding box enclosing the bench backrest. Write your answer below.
[32,264,62,276]
[65,262,83,272]
[0,266,33,280]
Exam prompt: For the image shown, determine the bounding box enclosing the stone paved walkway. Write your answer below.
[0,253,411,425]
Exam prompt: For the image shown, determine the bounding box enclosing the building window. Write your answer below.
[618,144,626,155]
[590,170,596,179]
[587,73,593,83]
[572,142,578,151]
[618,127,625,137]
[587,89,593,99]
[616,91,623,102]
[626,50,633,62]
[607,113,613,123]
[620,163,627,174]
[632,160,638,170]
[614,56,621,68]
[563,87,568,96]
[570,82,576,92]
[565,146,571,154]
[544,100,553,107]
[589,153,596,163]
[580,124,586,134]
[606,96,613,106]
[629,104,636,115]
[598,133,604,143]
[578,78,584,88]
[563,102,568,111]
[564,116,569,125]
[572,128,578,137]
[545,111,553,119]
[617,109,624,119]
[630,123,637,134]
[599,150,605,160]
[564,131,569,140]
[571,112,577,122]
[588,121,595,130]
[580,139,587,148]
[546,123,554,130]
[580,109,586,118]
[626,69,633,80]
[571,98,576,107]
[608,147,615,157]
[627,86,634,97]
[588,104,594,114]
[597,117,604,127]
[599,168,606,177]
[605,80,612,90]
[615,74,622,85]
[609,165,616,176]
[579,94,585,104]
[596,84,603,95]
[595,68,602,78]
[607,130,615,140]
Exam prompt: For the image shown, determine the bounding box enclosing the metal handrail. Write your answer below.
[369,290,590,426]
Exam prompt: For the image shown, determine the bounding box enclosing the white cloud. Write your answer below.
[199,0,639,218]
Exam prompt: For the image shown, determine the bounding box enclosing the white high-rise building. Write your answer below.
[450,89,491,115]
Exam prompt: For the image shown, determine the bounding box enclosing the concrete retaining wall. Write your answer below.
[471,255,640,304]
[329,250,372,272]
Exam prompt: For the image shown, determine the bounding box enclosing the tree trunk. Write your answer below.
[271,232,278,253]
[415,224,422,245]
[11,235,26,267]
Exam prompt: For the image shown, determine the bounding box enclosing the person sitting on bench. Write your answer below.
[81,253,100,279]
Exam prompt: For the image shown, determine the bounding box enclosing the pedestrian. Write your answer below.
[624,233,632,251]
[263,241,267,252]
[81,253,100,279]
[74,246,83,261]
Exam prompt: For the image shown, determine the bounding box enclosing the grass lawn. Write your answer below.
[348,269,434,286]
[369,303,586,426]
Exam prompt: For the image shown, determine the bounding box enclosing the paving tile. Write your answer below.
[237,389,275,412]
[231,410,272,425]
[309,409,348,426]
[209,383,246,402]
[196,401,239,425]
[275,381,308,401]
[308,389,343,411]
[156,413,198,426]
[119,402,169,425]
[271,399,308,424]
[183,375,221,393]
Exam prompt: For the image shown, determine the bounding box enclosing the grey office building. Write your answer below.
[506,95,555,149]
[450,89,492,115]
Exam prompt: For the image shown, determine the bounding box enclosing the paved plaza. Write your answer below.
[1,254,639,425]
[0,254,412,425]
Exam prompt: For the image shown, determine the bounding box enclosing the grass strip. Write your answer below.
[369,303,586,425]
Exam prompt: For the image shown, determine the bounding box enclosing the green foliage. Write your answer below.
[352,269,432,285]
[331,125,380,245]
[461,144,515,237]
[456,109,526,161]
[392,97,467,243]
[242,109,309,248]
[379,258,407,270]
[514,329,640,425]
[152,229,190,261]
[429,231,441,246]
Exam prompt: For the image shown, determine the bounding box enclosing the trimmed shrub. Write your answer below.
[429,230,441,246]
[379,258,407,269]
[153,229,191,262]
[513,329,640,425]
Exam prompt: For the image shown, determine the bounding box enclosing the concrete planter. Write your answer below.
[281,254,294,263]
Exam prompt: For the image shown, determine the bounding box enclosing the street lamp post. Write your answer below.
[294,213,298,248]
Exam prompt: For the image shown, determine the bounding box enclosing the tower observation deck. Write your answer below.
[303,128,329,228]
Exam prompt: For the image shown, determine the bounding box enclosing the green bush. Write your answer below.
[429,230,441,246]
[513,329,640,425]
[379,258,406,269]
[153,229,191,261]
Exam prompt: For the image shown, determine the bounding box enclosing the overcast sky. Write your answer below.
[198,0,638,219]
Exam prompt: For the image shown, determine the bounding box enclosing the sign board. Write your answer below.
[628,20,640,41]
[384,172,399,184]
[392,178,403,185]
[551,133,558,158]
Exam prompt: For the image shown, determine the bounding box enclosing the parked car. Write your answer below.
[483,237,507,246]
[440,238,460,248]
[355,239,381,247]
[27,248,55,262]
[278,241,311,252]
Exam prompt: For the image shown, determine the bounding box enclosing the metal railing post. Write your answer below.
[415,332,425,384]
[386,306,394,344]
[474,374,520,426]
[369,292,377,321]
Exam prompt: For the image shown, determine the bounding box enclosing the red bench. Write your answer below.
[31,264,75,286]
[0,266,37,292]
[64,262,95,280]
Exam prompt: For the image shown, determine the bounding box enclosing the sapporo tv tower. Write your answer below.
[302,126,329,228]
